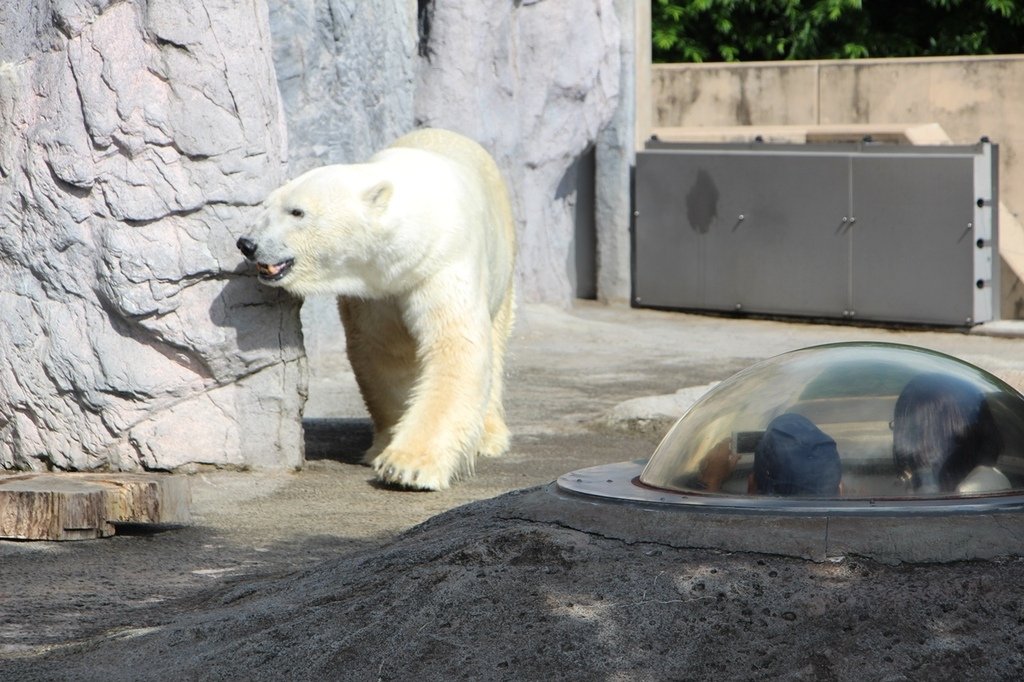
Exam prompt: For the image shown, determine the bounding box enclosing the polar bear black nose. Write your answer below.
[237,237,258,260]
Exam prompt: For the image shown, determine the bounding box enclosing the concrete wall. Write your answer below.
[651,55,1024,318]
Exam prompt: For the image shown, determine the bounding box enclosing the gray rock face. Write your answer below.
[0,1,306,471]
[268,0,416,176]
[414,0,624,304]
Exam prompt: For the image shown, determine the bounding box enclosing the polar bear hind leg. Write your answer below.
[479,283,514,458]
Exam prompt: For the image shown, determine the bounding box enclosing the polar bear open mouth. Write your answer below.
[256,259,295,281]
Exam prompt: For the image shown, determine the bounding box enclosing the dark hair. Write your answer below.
[753,413,842,496]
[892,373,1002,492]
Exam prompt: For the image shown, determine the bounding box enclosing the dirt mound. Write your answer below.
[8,490,1024,681]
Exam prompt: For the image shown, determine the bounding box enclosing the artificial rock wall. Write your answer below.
[0,0,637,471]
[414,0,625,304]
[0,0,305,472]
[269,0,416,176]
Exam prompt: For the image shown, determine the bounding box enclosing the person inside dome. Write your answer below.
[752,413,842,496]
[698,413,842,496]
[891,373,1009,494]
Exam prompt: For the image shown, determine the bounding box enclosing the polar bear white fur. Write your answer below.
[237,129,516,490]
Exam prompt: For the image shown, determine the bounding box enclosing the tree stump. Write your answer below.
[0,473,191,541]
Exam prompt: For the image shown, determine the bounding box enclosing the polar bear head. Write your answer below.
[237,165,394,298]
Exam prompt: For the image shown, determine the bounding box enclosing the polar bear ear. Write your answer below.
[363,181,393,213]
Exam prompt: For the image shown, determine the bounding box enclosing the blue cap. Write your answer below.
[754,413,841,496]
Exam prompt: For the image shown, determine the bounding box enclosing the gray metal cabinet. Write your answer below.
[850,154,976,324]
[634,141,998,326]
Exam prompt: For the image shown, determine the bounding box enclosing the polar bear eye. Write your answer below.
[289,208,305,219]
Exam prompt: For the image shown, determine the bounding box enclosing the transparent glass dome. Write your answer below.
[638,342,1024,503]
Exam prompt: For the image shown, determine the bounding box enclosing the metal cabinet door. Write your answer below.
[634,150,704,309]
[851,155,975,325]
[635,150,849,316]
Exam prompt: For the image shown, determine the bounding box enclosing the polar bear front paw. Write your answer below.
[371,446,468,491]
[361,435,391,465]
[478,415,510,458]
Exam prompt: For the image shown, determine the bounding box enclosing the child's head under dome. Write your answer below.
[892,373,1003,493]
[753,413,842,496]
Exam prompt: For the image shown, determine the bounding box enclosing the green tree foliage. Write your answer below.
[652,0,1024,62]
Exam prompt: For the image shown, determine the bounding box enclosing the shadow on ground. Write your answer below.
[303,418,374,463]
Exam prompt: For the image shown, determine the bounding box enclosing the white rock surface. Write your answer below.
[0,1,305,471]
[269,0,416,177]
[600,382,719,433]
[414,0,624,304]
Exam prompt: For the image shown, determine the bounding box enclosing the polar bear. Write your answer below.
[236,129,516,490]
